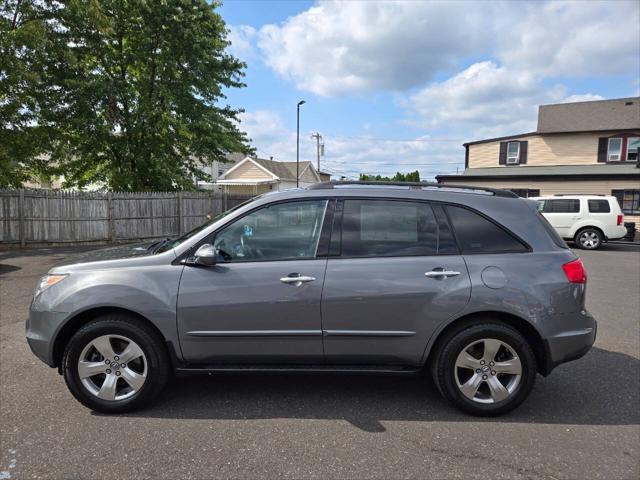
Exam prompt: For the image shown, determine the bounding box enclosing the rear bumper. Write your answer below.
[543,310,597,374]
[606,225,628,241]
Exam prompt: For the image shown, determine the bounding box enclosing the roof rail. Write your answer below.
[553,193,605,196]
[307,181,518,198]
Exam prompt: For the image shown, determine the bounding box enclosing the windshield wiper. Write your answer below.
[149,237,172,253]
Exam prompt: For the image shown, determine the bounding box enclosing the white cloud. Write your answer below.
[256,0,639,97]
[407,61,569,139]
[561,94,605,104]
[239,110,464,180]
[496,1,640,77]
[227,25,257,60]
[257,1,494,96]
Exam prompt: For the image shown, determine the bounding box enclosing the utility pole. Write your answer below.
[311,132,323,172]
[296,100,305,187]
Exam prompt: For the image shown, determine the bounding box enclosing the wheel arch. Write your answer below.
[573,224,605,241]
[52,306,175,371]
[425,311,550,376]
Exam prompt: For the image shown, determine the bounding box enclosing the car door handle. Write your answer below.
[425,270,461,278]
[280,274,316,286]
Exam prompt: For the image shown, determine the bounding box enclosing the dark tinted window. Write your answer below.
[541,199,580,213]
[445,205,528,253]
[341,200,438,257]
[588,199,611,213]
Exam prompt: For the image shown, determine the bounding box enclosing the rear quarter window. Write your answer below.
[588,199,611,213]
[445,205,529,254]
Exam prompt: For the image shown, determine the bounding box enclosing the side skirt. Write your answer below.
[174,364,422,377]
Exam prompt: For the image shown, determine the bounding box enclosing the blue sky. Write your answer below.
[217,0,640,180]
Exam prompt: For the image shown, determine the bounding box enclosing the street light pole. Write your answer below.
[296,100,306,187]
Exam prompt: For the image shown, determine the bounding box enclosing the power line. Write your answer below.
[321,134,468,143]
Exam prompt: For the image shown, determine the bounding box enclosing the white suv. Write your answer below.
[533,195,627,249]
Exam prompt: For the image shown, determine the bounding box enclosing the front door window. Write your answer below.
[213,200,328,262]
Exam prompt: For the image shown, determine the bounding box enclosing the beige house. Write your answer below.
[216,156,326,195]
[437,97,640,224]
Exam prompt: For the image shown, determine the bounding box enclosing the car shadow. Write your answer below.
[0,264,21,275]
[109,347,639,431]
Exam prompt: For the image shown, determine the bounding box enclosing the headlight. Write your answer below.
[34,274,69,299]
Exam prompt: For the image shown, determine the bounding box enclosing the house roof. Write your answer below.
[224,152,249,163]
[252,158,313,181]
[464,97,640,146]
[436,163,640,181]
[537,97,640,133]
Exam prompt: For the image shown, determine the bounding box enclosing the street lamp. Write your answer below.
[296,100,306,187]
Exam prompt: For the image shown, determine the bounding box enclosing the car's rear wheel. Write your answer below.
[62,314,169,413]
[432,321,536,416]
[575,228,603,250]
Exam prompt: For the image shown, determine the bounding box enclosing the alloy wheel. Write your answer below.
[579,231,600,249]
[454,338,522,404]
[77,334,147,401]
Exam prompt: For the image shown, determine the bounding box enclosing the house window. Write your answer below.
[607,138,622,161]
[612,189,640,215]
[506,142,520,164]
[508,189,540,198]
[626,137,639,161]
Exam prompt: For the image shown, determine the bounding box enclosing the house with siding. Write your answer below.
[436,97,640,225]
[216,156,325,195]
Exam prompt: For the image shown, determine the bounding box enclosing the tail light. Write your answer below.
[562,259,587,284]
[617,214,624,226]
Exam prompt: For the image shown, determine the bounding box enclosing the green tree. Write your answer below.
[1,0,251,191]
[0,0,59,188]
[359,170,421,182]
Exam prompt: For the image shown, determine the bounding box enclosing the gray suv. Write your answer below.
[26,182,596,416]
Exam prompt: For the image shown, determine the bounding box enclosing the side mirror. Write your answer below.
[192,243,216,266]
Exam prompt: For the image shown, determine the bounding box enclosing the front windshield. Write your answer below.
[154,197,256,253]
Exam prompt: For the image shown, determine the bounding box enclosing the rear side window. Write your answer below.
[341,199,438,257]
[445,205,528,254]
[540,199,580,213]
[588,199,611,213]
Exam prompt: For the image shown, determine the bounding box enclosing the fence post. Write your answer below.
[177,191,183,235]
[18,188,26,248]
[107,192,115,243]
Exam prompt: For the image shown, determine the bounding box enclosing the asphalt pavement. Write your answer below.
[1,243,638,479]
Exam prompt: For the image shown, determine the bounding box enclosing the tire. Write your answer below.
[432,321,536,416]
[62,314,170,413]
[575,228,603,250]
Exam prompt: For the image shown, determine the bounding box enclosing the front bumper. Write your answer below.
[26,308,69,367]
[543,310,597,374]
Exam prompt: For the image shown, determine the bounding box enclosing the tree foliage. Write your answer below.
[1,0,251,190]
[359,171,421,182]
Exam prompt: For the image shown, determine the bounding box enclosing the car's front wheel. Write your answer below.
[432,321,537,416]
[62,314,169,413]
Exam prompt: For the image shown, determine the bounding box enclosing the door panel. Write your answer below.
[322,256,471,365]
[176,199,330,365]
[177,260,326,364]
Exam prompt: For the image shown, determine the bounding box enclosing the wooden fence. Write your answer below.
[0,189,252,247]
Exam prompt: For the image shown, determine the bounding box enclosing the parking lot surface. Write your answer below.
[1,244,639,479]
